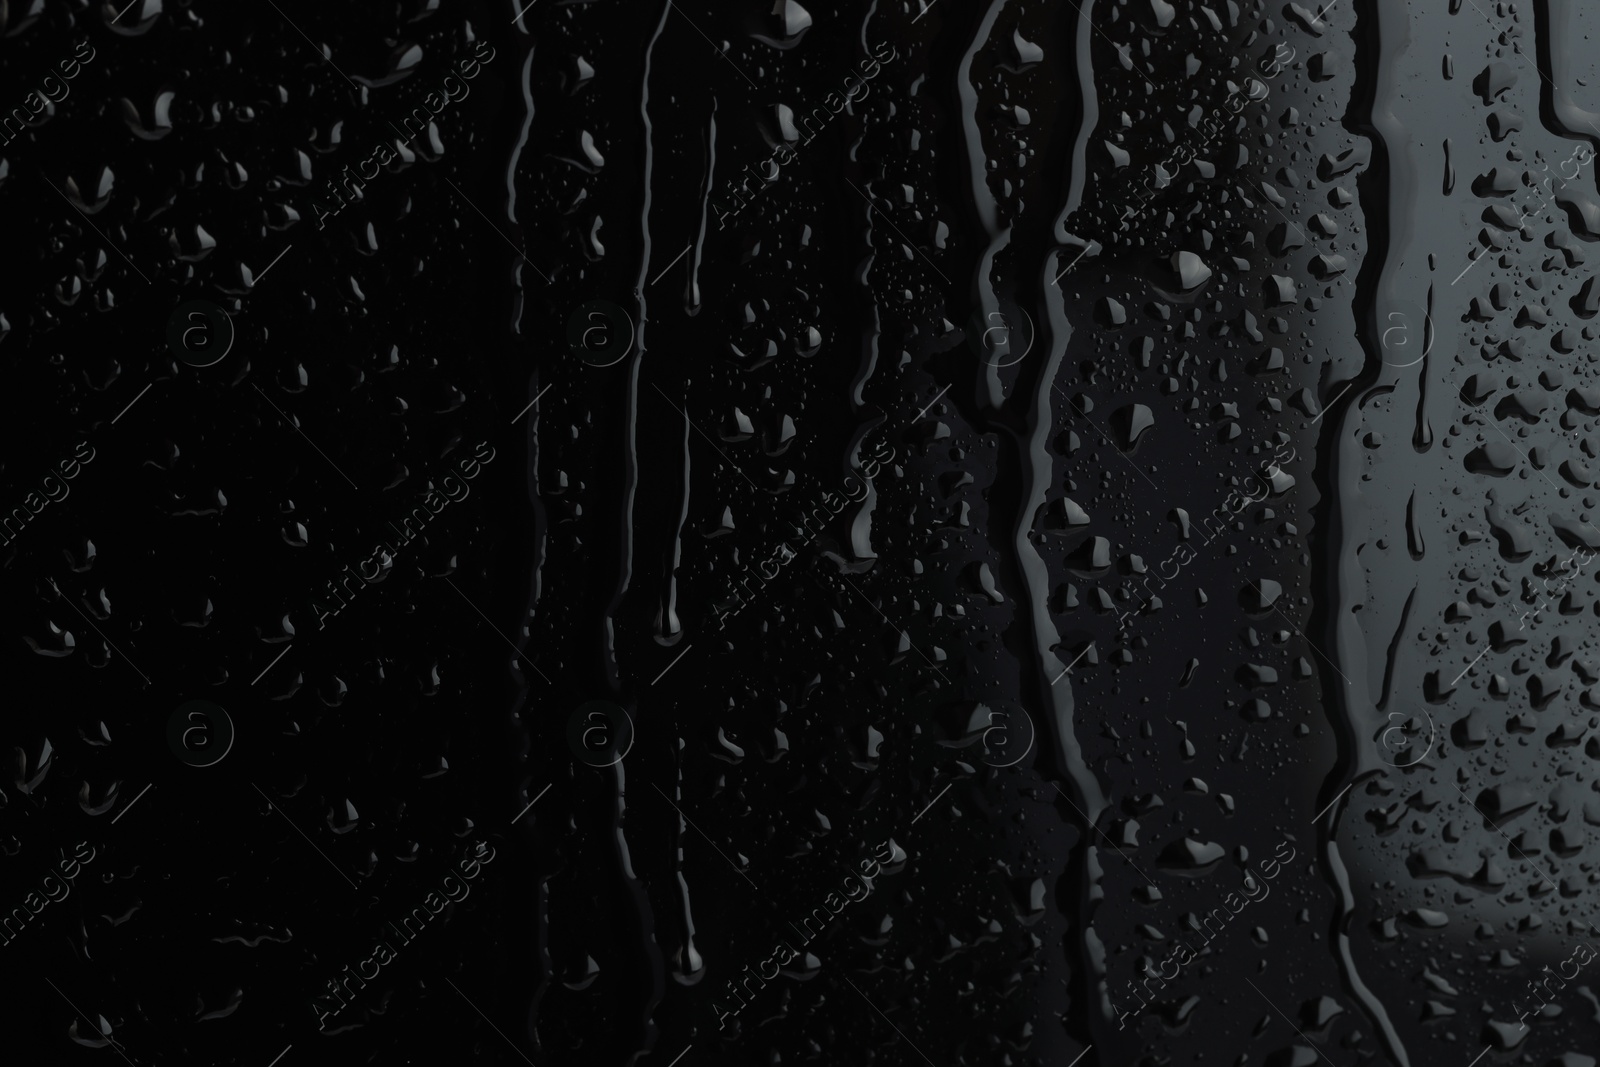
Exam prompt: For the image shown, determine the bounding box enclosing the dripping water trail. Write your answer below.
[1413,283,1435,451]
[1405,491,1426,559]
[1533,0,1600,149]
[497,20,555,1051]
[1308,0,1415,1062]
[685,102,713,317]
[1376,585,1417,712]
[603,4,673,1062]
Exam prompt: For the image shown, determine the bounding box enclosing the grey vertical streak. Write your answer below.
[949,1,1107,1044]
[954,0,1003,240]
[843,1,885,560]
[506,44,549,646]
[1325,0,1405,853]
[602,0,672,689]
[1412,284,1434,450]
[1317,1,1416,1063]
[524,881,552,1055]
[926,6,1116,1045]
[1029,270,1103,828]
[954,0,1009,412]
[609,5,673,1062]
[1038,253,1108,1055]
[507,44,537,335]
[610,761,666,1064]
[1037,6,1111,1047]
[1375,585,1417,714]
[1320,829,1397,1066]
[1534,0,1600,148]
[846,0,883,420]
[656,396,688,643]
[654,103,713,641]
[1029,4,1106,809]
[685,102,714,318]
[667,742,704,986]
[502,23,554,1054]
[662,412,699,983]
[1049,4,1098,251]
[853,1,882,70]
[842,214,885,561]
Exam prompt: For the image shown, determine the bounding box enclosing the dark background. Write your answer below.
[3,1,1600,1065]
